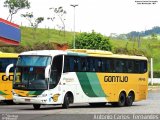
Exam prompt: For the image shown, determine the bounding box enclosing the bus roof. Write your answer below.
[68,49,148,60]
[19,50,66,56]
[19,49,147,60]
[0,52,18,58]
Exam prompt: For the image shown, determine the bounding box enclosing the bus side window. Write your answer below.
[140,60,147,73]
[121,60,127,73]
[0,61,2,72]
[73,57,79,72]
[134,61,140,73]
[89,58,95,72]
[95,59,102,72]
[9,58,17,72]
[144,61,147,73]
[94,59,97,72]
[0,58,17,72]
[97,59,104,72]
[106,59,114,73]
[115,60,121,73]
[110,59,115,72]
[50,55,63,88]
[128,60,134,73]
[101,59,105,72]
[69,57,74,72]
[81,58,87,71]
[105,59,110,72]
[64,56,70,72]
[86,58,90,72]
[77,57,81,71]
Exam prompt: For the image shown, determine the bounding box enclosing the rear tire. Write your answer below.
[33,104,41,110]
[111,92,126,107]
[118,92,126,107]
[111,102,118,107]
[125,92,134,106]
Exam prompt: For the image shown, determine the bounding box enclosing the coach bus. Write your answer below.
[6,49,148,109]
[0,52,18,104]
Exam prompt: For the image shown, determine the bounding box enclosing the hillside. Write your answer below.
[20,27,73,46]
[110,38,160,71]
[127,26,160,38]
[1,26,160,71]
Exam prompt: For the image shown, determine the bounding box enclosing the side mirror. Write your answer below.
[45,65,51,79]
[6,64,14,77]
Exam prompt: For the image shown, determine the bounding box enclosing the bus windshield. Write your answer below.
[13,56,52,90]
[17,55,51,67]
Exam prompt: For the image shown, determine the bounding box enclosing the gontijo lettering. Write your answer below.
[104,76,128,82]
[2,75,14,81]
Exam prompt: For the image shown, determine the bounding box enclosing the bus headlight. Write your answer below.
[12,90,18,96]
[37,93,48,97]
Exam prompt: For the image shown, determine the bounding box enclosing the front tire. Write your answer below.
[5,100,14,105]
[33,104,41,110]
[62,94,70,109]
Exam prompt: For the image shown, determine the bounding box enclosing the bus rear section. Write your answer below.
[62,53,148,107]
[0,53,18,104]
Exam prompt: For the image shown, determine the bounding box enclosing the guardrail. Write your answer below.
[148,78,160,84]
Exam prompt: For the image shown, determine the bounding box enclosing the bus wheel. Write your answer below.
[33,104,41,110]
[89,102,106,107]
[62,94,70,109]
[125,92,134,106]
[5,100,14,105]
[111,102,118,107]
[117,92,126,107]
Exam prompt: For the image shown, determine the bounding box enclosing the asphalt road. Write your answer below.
[0,89,160,120]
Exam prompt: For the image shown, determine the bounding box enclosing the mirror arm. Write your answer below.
[6,64,14,77]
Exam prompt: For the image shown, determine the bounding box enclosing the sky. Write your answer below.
[0,0,160,36]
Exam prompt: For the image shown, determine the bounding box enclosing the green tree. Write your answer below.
[4,0,30,22]
[151,33,157,40]
[21,12,44,39]
[75,31,112,51]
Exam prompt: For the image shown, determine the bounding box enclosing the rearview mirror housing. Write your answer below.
[45,65,51,79]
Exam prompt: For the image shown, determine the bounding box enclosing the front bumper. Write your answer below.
[13,95,57,104]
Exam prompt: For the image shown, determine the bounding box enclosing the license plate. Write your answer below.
[25,99,30,102]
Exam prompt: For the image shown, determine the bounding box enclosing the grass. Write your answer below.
[148,83,160,86]
[20,26,73,46]
[143,34,160,40]
[19,26,160,71]
[110,38,160,71]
